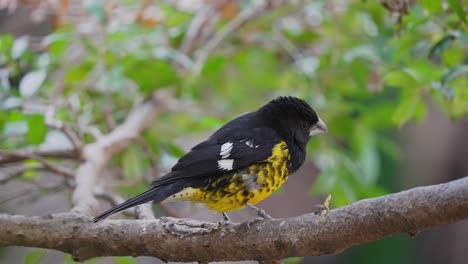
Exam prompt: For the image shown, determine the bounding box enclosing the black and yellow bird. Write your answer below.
[93,96,327,223]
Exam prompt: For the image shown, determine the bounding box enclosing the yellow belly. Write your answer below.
[171,141,291,212]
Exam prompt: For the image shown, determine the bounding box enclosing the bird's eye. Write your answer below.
[302,122,310,130]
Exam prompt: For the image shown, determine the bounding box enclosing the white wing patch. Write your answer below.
[217,159,234,171]
[243,139,259,148]
[220,142,233,158]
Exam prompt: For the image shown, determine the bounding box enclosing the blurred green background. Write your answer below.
[0,0,467,263]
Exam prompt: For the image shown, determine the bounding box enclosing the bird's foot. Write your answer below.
[245,203,273,228]
[246,203,273,219]
[217,212,236,232]
[246,217,264,229]
[313,194,332,222]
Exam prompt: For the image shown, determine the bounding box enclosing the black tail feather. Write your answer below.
[93,187,161,223]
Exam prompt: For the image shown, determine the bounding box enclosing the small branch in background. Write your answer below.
[134,203,155,220]
[381,0,410,25]
[0,149,77,165]
[45,105,83,154]
[83,126,104,140]
[71,89,173,215]
[102,108,116,131]
[191,0,268,75]
[0,151,75,179]
[179,4,216,55]
[94,192,154,220]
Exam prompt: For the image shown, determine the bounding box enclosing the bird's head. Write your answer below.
[258,96,327,146]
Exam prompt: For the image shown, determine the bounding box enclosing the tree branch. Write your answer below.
[71,90,173,214]
[1,177,467,262]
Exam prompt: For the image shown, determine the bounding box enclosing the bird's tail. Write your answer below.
[93,186,167,223]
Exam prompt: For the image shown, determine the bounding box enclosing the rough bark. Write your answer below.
[1,177,467,262]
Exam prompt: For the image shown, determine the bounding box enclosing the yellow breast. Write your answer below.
[171,141,291,212]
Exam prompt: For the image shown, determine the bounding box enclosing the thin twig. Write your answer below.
[191,0,268,75]
[0,149,77,164]
[179,4,215,55]
[0,152,75,179]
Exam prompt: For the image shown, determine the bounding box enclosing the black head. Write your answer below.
[258,96,327,147]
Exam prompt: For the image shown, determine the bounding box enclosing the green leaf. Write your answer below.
[392,92,421,127]
[26,114,47,145]
[283,257,304,264]
[447,0,467,23]
[163,142,185,158]
[21,169,37,181]
[122,146,145,178]
[383,70,418,89]
[441,65,468,85]
[428,33,457,59]
[113,256,139,264]
[124,60,179,95]
[420,0,442,14]
[24,249,46,264]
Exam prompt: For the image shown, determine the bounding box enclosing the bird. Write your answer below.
[93,96,327,223]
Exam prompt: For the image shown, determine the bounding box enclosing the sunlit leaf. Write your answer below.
[383,70,418,89]
[19,70,47,97]
[283,257,304,264]
[26,114,47,145]
[392,92,422,127]
[124,59,179,94]
[420,0,442,14]
[447,0,467,23]
[113,256,139,264]
[11,36,29,59]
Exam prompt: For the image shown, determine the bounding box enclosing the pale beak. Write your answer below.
[309,117,328,136]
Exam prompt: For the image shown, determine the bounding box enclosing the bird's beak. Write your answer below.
[309,117,328,136]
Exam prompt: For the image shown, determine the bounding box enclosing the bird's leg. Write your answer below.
[217,212,236,233]
[245,203,273,228]
[247,203,272,219]
[222,212,231,221]
[218,212,235,226]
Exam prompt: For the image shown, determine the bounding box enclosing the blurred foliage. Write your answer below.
[0,0,467,209]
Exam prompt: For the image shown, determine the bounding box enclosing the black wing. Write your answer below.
[151,113,280,187]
